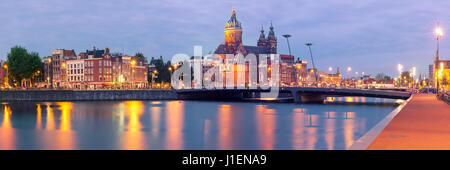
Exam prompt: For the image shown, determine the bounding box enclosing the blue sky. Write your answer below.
[0,0,449,77]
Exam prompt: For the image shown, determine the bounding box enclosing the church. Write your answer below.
[214,9,277,57]
[209,9,304,87]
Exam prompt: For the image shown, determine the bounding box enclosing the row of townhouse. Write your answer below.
[44,47,149,89]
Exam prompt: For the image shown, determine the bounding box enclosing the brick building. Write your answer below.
[83,47,113,89]
[51,49,77,88]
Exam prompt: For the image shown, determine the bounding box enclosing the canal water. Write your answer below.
[0,97,401,150]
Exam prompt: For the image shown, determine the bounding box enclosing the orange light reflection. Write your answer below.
[255,105,276,150]
[218,104,233,149]
[165,101,184,150]
[0,105,15,149]
[123,101,146,150]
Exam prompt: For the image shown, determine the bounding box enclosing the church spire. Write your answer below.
[259,26,265,39]
[257,26,267,47]
[267,22,276,41]
[266,22,277,54]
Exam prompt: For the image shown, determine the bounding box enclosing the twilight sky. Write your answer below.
[0,0,449,77]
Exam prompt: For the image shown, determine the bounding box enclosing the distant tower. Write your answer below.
[266,22,277,54]
[224,9,242,48]
[257,26,267,47]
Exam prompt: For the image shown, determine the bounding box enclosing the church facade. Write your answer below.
[203,9,308,87]
[214,9,277,57]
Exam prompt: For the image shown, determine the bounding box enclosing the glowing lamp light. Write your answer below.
[436,27,444,37]
[397,64,403,72]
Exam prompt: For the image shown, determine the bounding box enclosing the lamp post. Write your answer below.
[435,26,443,92]
[439,62,444,91]
[152,70,158,89]
[3,63,8,87]
[411,66,416,91]
[305,43,318,84]
[347,67,352,87]
[397,64,403,87]
[283,34,295,85]
[168,66,173,88]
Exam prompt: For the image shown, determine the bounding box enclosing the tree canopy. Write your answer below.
[149,56,172,83]
[375,73,392,83]
[6,46,43,86]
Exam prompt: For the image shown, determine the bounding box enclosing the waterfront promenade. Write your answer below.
[368,94,450,150]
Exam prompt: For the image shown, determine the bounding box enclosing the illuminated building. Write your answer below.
[279,55,294,86]
[215,9,277,57]
[51,49,77,88]
[43,56,52,88]
[432,47,450,90]
[66,59,85,89]
[324,67,341,86]
[83,47,113,89]
[210,9,300,87]
[294,58,308,86]
[110,55,148,89]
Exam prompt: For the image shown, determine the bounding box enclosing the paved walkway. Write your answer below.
[368,94,450,150]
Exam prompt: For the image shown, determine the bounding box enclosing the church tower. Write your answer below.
[266,22,277,54]
[257,26,267,47]
[224,9,242,48]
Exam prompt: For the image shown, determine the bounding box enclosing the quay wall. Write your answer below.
[0,90,179,101]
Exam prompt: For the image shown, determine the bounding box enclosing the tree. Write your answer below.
[6,46,43,87]
[135,52,146,62]
[375,73,392,83]
[149,56,172,83]
[399,71,412,87]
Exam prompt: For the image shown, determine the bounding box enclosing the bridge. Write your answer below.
[175,87,411,103]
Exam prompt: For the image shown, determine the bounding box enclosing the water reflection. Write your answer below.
[255,105,276,150]
[344,112,355,148]
[0,97,398,150]
[165,101,184,150]
[324,112,336,150]
[36,104,42,129]
[218,104,233,149]
[56,102,76,149]
[122,101,146,150]
[0,105,14,149]
[46,104,55,130]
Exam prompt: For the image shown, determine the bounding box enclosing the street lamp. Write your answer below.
[151,70,158,88]
[397,64,403,87]
[305,43,318,84]
[411,66,416,90]
[283,34,295,85]
[346,67,352,87]
[435,25,443,92]
[328,67,332,72]
[282,34,293,58]
[3,63,8,87]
